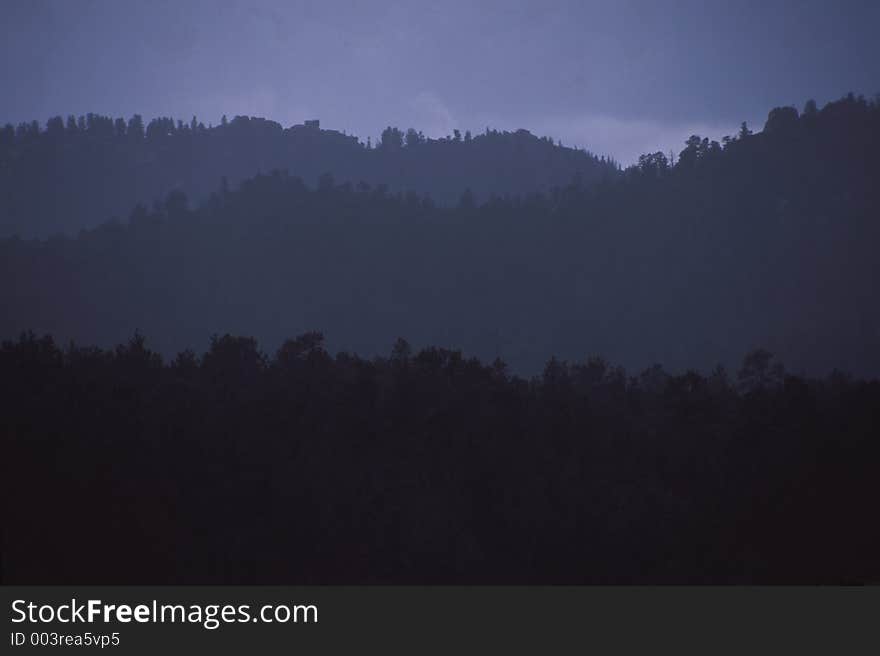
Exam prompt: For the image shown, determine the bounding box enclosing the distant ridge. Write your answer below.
[0,114,618,237]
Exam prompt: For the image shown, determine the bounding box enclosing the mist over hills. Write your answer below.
[2,94,877,377]
[4,0,880,589]
[0,114,617,238]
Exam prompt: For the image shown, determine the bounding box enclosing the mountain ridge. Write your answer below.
[0,113,618,237]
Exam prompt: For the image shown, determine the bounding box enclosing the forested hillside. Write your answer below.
[0,114,616,237]
[2,94,877,376]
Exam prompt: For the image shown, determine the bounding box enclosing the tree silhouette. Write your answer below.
[2,330,878,584]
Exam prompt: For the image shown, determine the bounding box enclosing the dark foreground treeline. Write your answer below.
[3,332,878,583]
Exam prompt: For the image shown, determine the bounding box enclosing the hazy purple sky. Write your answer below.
[3,0,878,163]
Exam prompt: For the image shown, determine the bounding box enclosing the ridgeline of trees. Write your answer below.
[2,331,878,583]
[1,94,877,376]
[0,113,617,237]
[1,94,879,584]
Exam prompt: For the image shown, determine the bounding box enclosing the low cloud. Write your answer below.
[409,92,457,137]
[531,114,752,165]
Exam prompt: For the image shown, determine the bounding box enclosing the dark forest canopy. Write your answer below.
[2,331,878,583]
[1,94,878,377]
[0,111,617,237]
